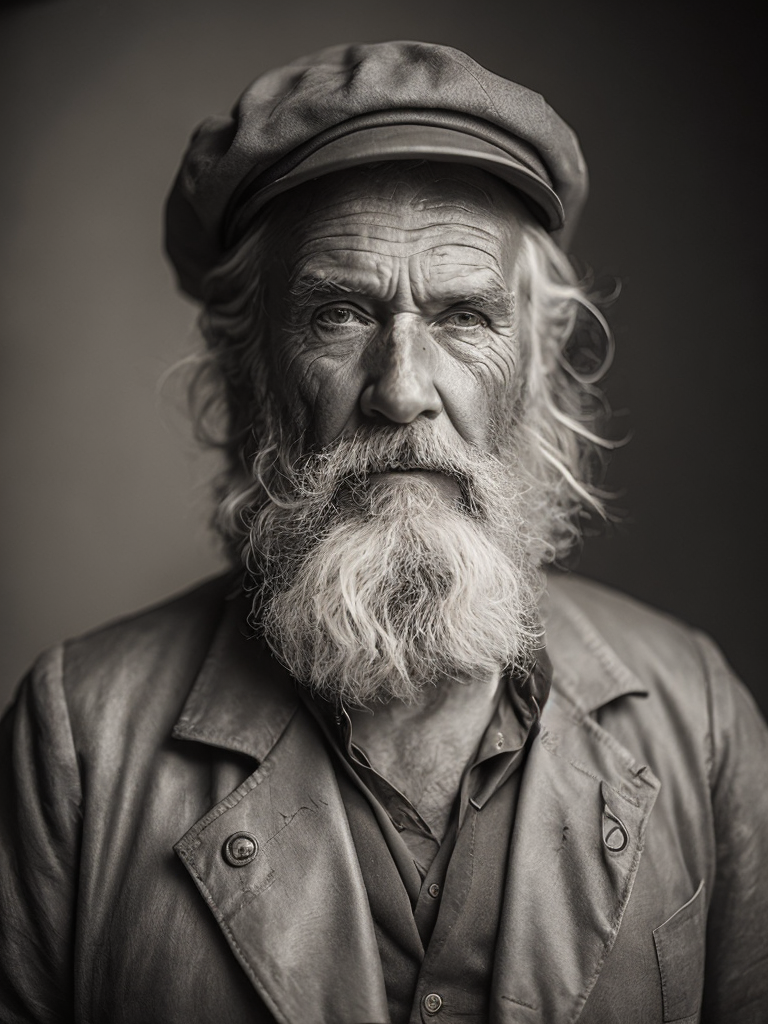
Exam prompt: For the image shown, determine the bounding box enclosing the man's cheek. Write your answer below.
[283,354,361,444]
[268,326,317,406]
[440,343,517,438]
[479,336,524,416]
[467,367,524,452]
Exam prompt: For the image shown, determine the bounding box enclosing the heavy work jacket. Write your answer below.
[0,571,767,1024]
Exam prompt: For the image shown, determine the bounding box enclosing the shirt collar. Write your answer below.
[303,653,549,821]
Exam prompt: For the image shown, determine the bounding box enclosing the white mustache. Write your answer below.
[295,423,504,516]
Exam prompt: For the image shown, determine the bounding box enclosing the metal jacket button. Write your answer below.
[602,807,629,852]
[428,883,440,898]
[423,992,443,1014]
[223,832,259,866]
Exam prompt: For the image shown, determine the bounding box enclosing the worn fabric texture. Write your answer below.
[1,571,767,1024]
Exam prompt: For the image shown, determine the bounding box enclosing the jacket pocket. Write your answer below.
[653,880,706,1022]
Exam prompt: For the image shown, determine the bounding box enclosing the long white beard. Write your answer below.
[244,422,545,705]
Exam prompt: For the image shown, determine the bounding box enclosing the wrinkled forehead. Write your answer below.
[262,161,531,269]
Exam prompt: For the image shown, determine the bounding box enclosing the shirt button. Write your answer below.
[222,832,259,866]
[428,883,441,898]
[423,992,443,1014]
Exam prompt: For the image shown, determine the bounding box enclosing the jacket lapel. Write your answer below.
[490,582,660,1023]
[172,599,389,1024]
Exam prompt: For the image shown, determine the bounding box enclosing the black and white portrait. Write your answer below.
[1,4,765,1022]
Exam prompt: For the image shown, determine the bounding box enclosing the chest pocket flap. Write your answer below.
[653,880,706,1022]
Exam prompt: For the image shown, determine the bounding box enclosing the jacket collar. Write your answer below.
[543,574,650,715]
[172,591,299,762]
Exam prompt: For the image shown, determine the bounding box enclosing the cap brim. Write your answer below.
[226,123,564,245]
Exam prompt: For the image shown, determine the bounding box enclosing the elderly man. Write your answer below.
[1,41,766,1024]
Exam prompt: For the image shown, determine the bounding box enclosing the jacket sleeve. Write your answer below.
[0,647,81,1024]
[698,634,768,1023]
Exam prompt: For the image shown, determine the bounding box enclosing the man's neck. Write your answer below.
[346,667,504,840]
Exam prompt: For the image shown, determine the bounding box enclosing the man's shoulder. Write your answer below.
[546,570,706,651]
[84,572,232,633]
[65,573,234,671]
[23,574,237,740]
[544,571,727,712]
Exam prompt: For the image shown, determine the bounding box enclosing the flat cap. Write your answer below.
[165,41,588,301]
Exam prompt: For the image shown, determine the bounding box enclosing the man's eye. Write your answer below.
[315,307,368,328]
[441,310,488,329]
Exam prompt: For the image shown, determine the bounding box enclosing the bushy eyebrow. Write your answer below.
[443,289,513,320]
[287,271,514,320]
[288,272,354,305]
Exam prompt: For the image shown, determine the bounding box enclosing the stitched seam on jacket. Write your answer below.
[54,642,86,804]
[541,711,652,803]
[177,850,287,1024]
[691,630,720,793]
[174,756,277,853]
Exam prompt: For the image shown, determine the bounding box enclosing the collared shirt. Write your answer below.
[303,655,551,1023]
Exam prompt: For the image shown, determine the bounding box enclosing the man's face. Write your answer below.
[240,165,544,704]
[266,163,528,478]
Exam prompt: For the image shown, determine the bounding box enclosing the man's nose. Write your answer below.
[359,316,443,424]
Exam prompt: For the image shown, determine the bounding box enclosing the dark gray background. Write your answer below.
[1,0,764,715]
